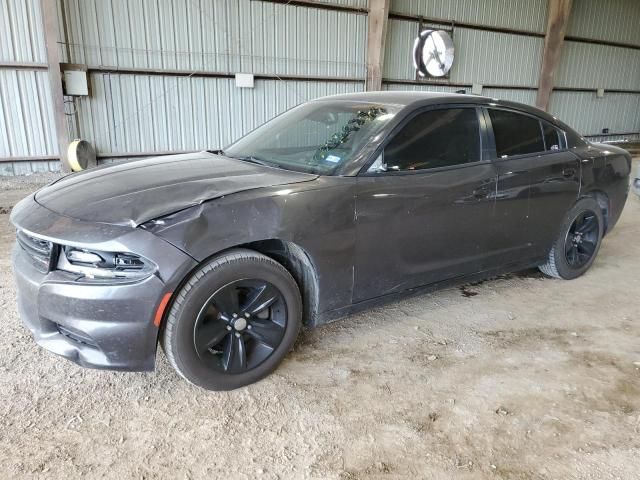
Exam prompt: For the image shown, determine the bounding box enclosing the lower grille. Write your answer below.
[16,230,55,272]
[57,324,99,348]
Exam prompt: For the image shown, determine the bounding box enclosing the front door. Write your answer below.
[353,106,498,303]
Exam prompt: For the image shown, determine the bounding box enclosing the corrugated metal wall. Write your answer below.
[567,0,640,45]
[390,0,548,33]
[384,1,545,113]
[0,0,46,63]
[384,0,640,137]
[2,0,640,175]
[0,70,56,156]
[549,0,640,137]
[384,18,543,87]
[55,0,367,167]
[0,0,60,175]
[61,0,366,78]
[76,74,363,155]
[555,41,640,90]
[549,91,640,135]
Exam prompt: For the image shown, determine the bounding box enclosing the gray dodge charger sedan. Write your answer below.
[11,92,631,390]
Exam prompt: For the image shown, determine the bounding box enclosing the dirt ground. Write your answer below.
[1,166,639,480]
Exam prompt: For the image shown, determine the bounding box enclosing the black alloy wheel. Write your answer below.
[161,249,302,390]
[539,197,604,280]
[193,279,287,373]
[564,211,599,269]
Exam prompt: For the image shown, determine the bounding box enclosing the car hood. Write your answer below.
[35,151,318,226]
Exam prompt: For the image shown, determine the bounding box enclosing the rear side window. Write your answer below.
[489,109,544,157]
[383,108,480,171]
[542,123,560,150]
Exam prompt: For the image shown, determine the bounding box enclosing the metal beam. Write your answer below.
[87,65,364,83]
[390,12,545,39]
[390,11,640,51]
[536,0,573,111]
[253,0,367,14]
[41,0,70,172]
[365,0,390,91]
[0,61,48,71]
[0,155,59,164]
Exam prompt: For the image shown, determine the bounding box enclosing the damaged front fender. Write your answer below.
[142,178,358,317]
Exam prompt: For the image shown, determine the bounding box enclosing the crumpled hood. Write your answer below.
[35,151,318,226]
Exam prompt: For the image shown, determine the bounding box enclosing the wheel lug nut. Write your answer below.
[226,325,232,331]
[247,325,252,330]
[232,313,238,318]
[244,313,250,318]
[235,332,241,338]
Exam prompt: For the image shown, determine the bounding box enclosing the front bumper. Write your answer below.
[10,195,197,371]
[14,244,164,370]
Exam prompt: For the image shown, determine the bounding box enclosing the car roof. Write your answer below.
[312,91,560,125]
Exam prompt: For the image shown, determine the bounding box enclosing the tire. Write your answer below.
[161,249,302,390]
[538,197,604,280]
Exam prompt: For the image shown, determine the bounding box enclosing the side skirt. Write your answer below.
[314,257,546,326]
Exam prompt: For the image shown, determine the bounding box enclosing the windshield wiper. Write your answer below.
[229,155,277,168]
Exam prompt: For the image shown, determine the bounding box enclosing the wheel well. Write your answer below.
[240,239,320,327]
[582,190,610,234]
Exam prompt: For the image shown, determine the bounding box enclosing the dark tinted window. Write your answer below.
[383,108,480,171]
[542,123,560,150]
[489,109,544,157]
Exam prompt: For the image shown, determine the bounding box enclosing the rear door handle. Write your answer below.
[562,167,576,177]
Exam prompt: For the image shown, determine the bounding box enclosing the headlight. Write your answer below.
[57,246,157,283]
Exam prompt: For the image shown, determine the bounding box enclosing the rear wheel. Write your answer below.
[161,249,302,390]
[539,197,604,280]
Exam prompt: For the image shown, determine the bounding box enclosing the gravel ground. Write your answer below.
[0,172,64,213]
[1,166,639,479]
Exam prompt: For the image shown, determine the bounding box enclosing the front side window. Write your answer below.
[381,108,480,172]
[224,101,400,175]
[489,109,544,158]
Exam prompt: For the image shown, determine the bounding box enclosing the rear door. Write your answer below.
[353,106,498,302]
[527,121,580,255]
[485,108,580,265]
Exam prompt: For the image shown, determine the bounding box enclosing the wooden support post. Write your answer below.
[41,0,70,171]
[536,0,573,111]
[366,0,390,91]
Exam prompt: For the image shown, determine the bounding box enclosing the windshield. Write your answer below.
[223,100,400,175]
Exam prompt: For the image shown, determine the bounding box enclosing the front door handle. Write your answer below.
[562,167,576,178]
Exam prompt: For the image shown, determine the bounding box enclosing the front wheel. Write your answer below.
[161,249,302,390]
[539,197,604,280]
